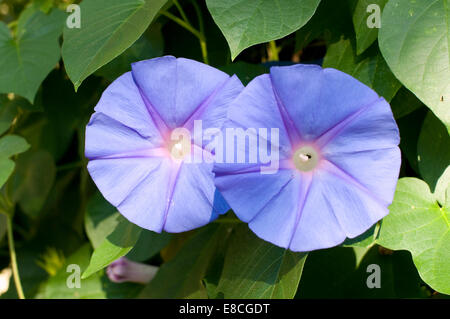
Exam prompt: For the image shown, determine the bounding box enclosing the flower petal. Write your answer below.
[93,72,162,144]
[289,175,347,251]
[190,75,243,135]
[115,159,174,232]
[269,65,380,141]
[318,98,400,153]
[163,162,227,232]
[215,169,296,223]
[225,74,292,157]
[85,113,156,159]
[317,161,390,238]
[247,173,305,249]
[324,147,401,206]
[87,157,163,207]
[131,56,230,129]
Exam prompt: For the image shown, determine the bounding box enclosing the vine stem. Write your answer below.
[6,216,25,299]
[161,11,202,39]
[191,0,209,65]
[268,40,280,61]
[173,0,190,25]
[161,2,209,64]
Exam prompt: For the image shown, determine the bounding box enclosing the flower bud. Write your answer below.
[106,257,158,284]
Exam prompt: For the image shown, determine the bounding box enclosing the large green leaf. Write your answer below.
[379,0,450,129]
[82,214,142,279]
[215,225,307,299]
[206,0,321,60]
[323,37,401,102]
[85,192,122,249]
[352,0,387,54]
[377,177,450,295]
[95,25,163,82]
[0,134,30,188]
[417,112,450,192]
[62,0,168,90]
[139,224,225,298]
[126,229,172,262]
[0,9,65,102]
[0,134,30,158]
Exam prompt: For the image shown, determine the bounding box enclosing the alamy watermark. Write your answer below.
[167,120,280,174]
[367,4,381,29]
[366,264,381,289]
[66,4,81,29]
[66,264,81,289]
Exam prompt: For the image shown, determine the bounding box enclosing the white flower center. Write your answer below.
[293,146,319,172]
[169,139,191,160]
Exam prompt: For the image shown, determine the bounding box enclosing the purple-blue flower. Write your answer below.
[214,64,401,252]
[85,56,243,233]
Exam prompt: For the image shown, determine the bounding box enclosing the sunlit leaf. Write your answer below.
[352,0,387,54]
[377,177,450,295]
[82,214,141,279]
[62,0,168,90]
[379,0,450,129]
[206,0,321,60]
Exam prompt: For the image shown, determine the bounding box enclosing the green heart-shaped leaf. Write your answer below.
[62,0,168,90]
[377,177,450,295]
[0,9,64,102]
[206,0,321,60]
[379,0,450,129]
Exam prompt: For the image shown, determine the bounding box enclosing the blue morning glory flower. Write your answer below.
[214,64,401,252]
[85,56,243,233]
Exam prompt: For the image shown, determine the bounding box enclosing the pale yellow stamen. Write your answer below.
[293,146,319,172]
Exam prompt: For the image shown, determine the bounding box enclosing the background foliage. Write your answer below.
[0,0,448,299]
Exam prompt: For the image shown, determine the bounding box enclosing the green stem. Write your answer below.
[173,0,190,24]
[6,216,25,299]
[161,11,202,39]
[191,0,208,65]
[268,40,280,61]
[199,39,209,65]
[161,8,209,64]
